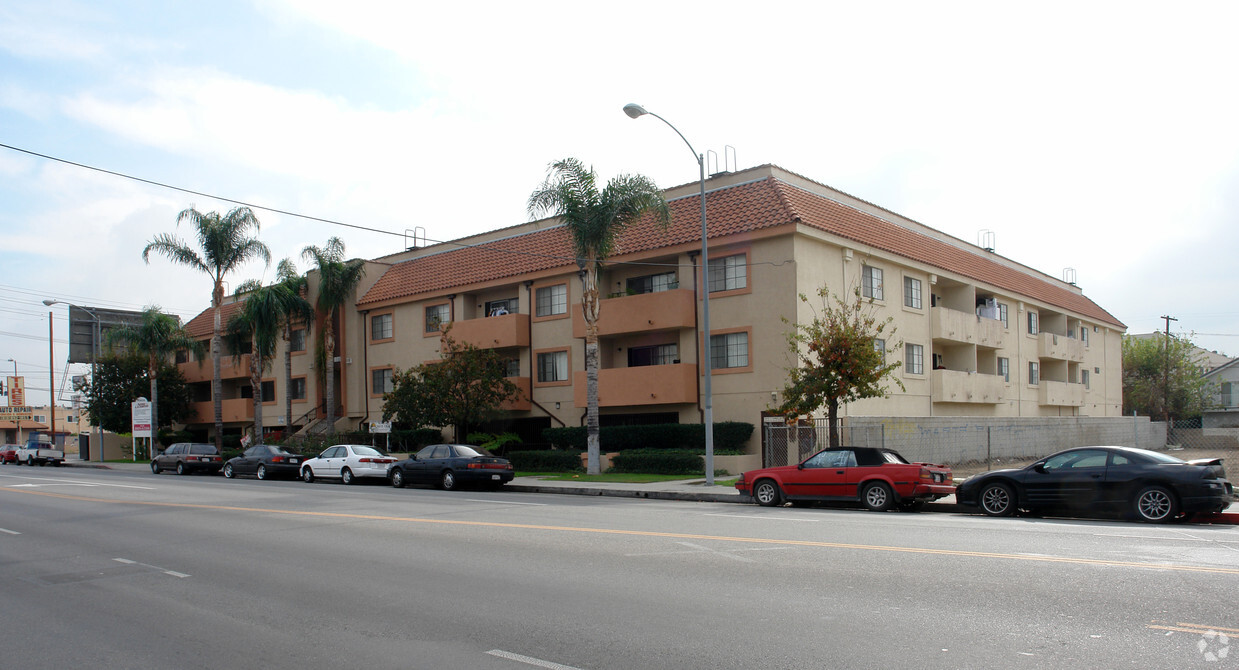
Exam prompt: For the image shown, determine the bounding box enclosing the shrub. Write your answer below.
[506,450,584,472]
[609,450,703,475]
[542,421,753,454]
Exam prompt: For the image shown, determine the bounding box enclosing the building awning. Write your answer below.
[0,420,16,429]
[17,420,48,430]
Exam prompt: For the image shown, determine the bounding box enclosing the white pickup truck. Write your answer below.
[17,437,64,466]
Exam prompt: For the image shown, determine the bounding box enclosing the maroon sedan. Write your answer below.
[0,444,18,464]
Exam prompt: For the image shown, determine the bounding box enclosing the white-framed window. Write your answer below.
[862,265,884,300]
[290,377,307,401]
[537,350,569,382]
[999,303,1009,328]
[1028,361,1040,385]
[290,328,307,353]
[1082,369,1090,389]
[710,332,749,369]
[1081,326,1089,346]
[371,313,393,340]
[372,368,393,395]
[1028,311,1039,335]
[998,357,1010,383]
[903,276,921,309]
[425,304,450,333]
[535,284,567,317]
[628,343,678,367]
[707,255,747,293]
[874,338,886,358]
[905,343,923,375]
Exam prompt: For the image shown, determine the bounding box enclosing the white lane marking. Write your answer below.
[164,571,190,578]
[0,527,20,535]
[486,650,582,669]
[113,558,136,564]
[1,474,155,490]
[464,499,546,506]
[677,541,756,562]
[704,513,820,522]
[114,557,190,578]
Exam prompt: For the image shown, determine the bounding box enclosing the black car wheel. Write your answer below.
[899,500,926,513]
[341,468,355,485]
[978,482,1016,517]
[440,470,457,491]
[1134,485,1178,523]
[26,455,34,466]
[391,469,406,489]
[150,461,160,475]
[223,463,234,478]
[302,467,314,483]
[861,481,895,512]
[753,479,782,507]
[176,462,186,476]
[256,464,267,480]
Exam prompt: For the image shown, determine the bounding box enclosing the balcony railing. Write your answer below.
[931,306,1006,349]
[1038,380,1085,407]
[1037,333,1086,362]
[931,369,1006,404]
[572,289,695,338]
[179,354,252,384]
[573,363,697,407]
[187,398,255,424]
[449,313,530,350]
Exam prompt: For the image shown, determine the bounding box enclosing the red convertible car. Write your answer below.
[735,446,955,511]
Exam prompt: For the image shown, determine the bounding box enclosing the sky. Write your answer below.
[3,0,1238,408]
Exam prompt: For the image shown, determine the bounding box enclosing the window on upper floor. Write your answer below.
[862,265,883,300]
[710,332,749,369]
[628,344,678,367]
[905,343,923,375]
[626,272,677,295]
[708,255,747,293]
[1081,326,1089,346]
[1028,361,1040,385]
[874,338,886,359]
[370,313,393,341]
[425,303,450,333]
[999,303,1009,328]
[290,377,307,401]
[1028,311,1039,335]
[372,368,393,395]
[535,284,567,317]
[486,298,518,317]
[536,350,569,382]
[290,328,307,353]
[903,276,922,309]
[1082,369,1090,389]
[175,350,188,364]
[998,357,1010,383]
[502,358,520,377]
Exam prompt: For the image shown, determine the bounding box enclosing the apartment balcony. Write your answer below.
[187,398,255,424]
[931,369,1006,404]
[501,376,532,411]
[1038,380,1085,407]
[931,307,1006,348]
[178,355,252,384]
[1037,332,1086,362]
[572,289,695,338]
[573,363,698,408]
[450,313,530,350]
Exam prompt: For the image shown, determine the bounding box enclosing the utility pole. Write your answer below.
[1161,314,1177,424]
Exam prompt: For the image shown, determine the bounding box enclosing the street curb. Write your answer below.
[62,461,115,470]
[1189,512,1239,525]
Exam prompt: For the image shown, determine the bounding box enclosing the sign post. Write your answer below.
[131,398,152,462]
[371,421,392,452]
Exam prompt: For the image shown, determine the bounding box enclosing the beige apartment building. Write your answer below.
[175,164,1125,467]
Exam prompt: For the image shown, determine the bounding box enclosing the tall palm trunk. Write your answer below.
[324,319,336,434]
[250,333,263,445]
[212,282,224,451]
[582,261,601,474]
[148,358,160,452]
[283,325,293,433]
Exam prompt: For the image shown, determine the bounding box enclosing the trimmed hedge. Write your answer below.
[609,450,703,475]
[542,421,753,454]
[506,450,585,472]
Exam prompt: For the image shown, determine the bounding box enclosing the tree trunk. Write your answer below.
[212,282,224,451]
[149,358,160,453]
[251,334,263,445]
[283,326,293,434]
[827,399,840,448]
[582,261,601,475]
[324,315,336,435]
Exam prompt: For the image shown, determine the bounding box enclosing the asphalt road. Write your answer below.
[2,466,1237,669]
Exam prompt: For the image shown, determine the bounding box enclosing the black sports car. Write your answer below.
[956,446,1233,522]
[388,444,513,491]
[223,444,304,480]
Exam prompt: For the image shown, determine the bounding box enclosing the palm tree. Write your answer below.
[302,237,366,435]
[272,259,315,432]
[528,158,670,474]
[143,206,271,451]
[106,307,204,451]
[225,277,301,446]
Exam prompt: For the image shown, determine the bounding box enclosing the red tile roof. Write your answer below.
[357,169,1123,328]
[184,300,246,339]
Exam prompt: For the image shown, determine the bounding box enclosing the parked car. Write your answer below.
[956,446,1234,523]
[0,444,19,464]
[735,446,954,511]
[223,444,305,480]
[300,445,397,484]
[388,443,514,491]
[17,436,64,466]
[151,443,223,475]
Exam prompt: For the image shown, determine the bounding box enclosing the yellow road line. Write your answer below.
[1148,622,1239,634]
[8,487,1239,576]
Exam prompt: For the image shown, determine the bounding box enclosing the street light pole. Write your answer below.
[623,103,715,485]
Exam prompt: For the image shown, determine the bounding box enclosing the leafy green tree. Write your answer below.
[1122,334,1215,420]
[773,287,904,448]
[527,158,670,474]
[143,206,271,449]
[225,271,312,445]
[302,237,366,434]
[81,352,194,435]
[381,328,520,440]
[105,307,205,449]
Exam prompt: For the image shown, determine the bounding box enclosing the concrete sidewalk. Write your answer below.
[56,457,1238,522]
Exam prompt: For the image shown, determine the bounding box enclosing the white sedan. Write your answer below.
[300,444,397,485]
